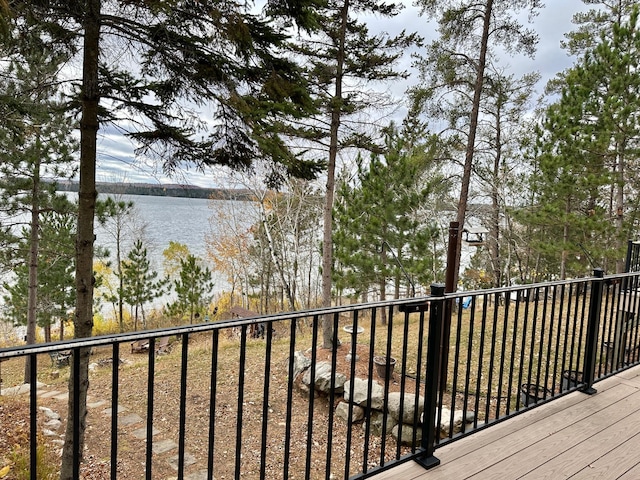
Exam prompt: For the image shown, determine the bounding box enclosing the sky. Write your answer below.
[93,1,590,189]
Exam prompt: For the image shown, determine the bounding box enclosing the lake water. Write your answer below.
[78,192,257,294]
[96,193,214,262]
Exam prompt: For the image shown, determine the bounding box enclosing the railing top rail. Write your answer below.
[0,294,436,359]
[3,270,638,360]
[446,274,598,300]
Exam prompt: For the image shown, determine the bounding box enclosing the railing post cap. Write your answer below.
[593,268,604,278]
[430,283,446,296]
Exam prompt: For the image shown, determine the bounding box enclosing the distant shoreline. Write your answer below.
[54,180,254,201]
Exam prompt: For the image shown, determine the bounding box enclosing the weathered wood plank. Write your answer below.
[618,460,640,478]
[470,388,640,479]
[369,366,640,480]
[517,392,640,479]
[421,383,638,479]
[367,462,429,480]
[567,431,640,479]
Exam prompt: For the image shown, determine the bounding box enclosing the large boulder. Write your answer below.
[343,378,385,410]
[363,410,397,437]
[292,351,312,380]
[391,423,422,447]
[302,361,346,394]
[387,392,425,424]
[438,407,476,436]
[335,401,365,423]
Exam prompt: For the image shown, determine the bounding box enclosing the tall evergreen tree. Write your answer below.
[5,2,322,472]
[284,0,418,346]
[411,0,541,290]
[473,70,540,287]
[562,0,637,56]
[0,32,76,382]
[530,7,640,276]
[334,120,447,315]
[2,209,76,343]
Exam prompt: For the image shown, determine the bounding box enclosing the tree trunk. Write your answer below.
[261,204,295,309]
[321,0,349,348]
[490,113,502,287]
[24,153,41,384]
[117,231,124,332]
[60,0,100,477]
[561,218,569,280]
[380,246,388,325]
[452,0,494,291]
[615,149,625,273]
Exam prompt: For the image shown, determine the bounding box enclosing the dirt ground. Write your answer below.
[0,335,425,479]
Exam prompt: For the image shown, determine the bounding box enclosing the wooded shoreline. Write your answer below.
[54,180,254,200]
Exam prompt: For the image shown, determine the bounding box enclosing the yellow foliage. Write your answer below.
[0,465,11,478]
[162,241,190,280]
[213,292,235,319]
[92,313,120,336]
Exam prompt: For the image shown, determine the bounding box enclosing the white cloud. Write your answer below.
[92,2,589,187]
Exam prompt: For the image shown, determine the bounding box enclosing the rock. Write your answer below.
[335,401,365,423]
[302,362,346,394]
[343,378,384,410]
[292,351,311,380]
[391,423,422,446]
[44,419,62,430]
[387,392,424,424]
[39,406,60,421]
[364,410,397,437]
[437,407,475,436]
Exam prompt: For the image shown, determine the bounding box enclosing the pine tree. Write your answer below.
[167,255,215,324]
[121,239,168,330]
[0,30,76,382]
[5,3,323,471]
[473,70,540,287]
[284,0,418,346]
[334,119,448,316]
[530,7,640,276]
[411,0,541,290]
[2,209,76,342]
[562,0,637,56]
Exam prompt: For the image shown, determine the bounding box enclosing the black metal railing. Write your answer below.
[1,270,640,479]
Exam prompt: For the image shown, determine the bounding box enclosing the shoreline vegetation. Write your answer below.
[53,179,254,200]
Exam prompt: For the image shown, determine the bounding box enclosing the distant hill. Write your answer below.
[54,180,254,201]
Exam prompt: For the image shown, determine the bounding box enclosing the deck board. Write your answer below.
[618,461,640,479]
[370,365,640,480]
[558,431,640,479]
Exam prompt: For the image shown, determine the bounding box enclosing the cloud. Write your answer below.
[91,2,589,187]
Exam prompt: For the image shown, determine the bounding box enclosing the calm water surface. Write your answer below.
[58,192,256,298]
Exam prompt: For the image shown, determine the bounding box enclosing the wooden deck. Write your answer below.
[373,365,640,479]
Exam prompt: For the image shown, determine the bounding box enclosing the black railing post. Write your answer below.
[416,283,445,470]
[581,268,604,395]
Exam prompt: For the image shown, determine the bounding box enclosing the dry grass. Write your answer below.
[0,320,420,479]
[0,294,617,478]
